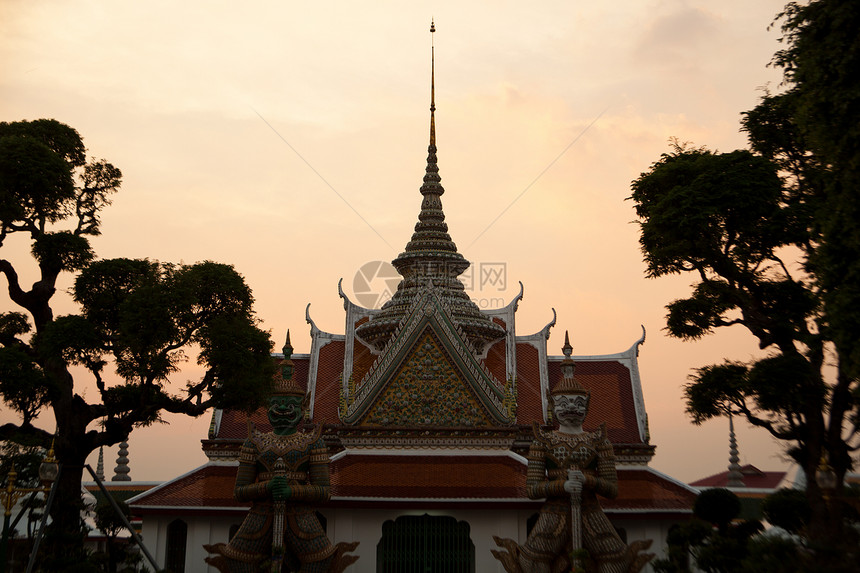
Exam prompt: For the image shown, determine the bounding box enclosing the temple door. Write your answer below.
[377,514,475,573]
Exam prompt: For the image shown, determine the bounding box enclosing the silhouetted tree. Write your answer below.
[629,1,860,566]
[93,500,133,573]
[695,489,742,536]
[0,119,275,567]
[653,489,762,573]
[761,488,810,535]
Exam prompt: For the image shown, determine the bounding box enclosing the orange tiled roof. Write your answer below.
[515,342,543,424]
[330,454,527,500]
[548,360,642,444]
[312,341,345,424]
[483,339,507,384]
[83,482,158,495]
[131,461,694,514]
[352,339,378,389]
[131,464,248,510]
[212,346,645,448]
[689,464,787,489]
[606,469,697,512]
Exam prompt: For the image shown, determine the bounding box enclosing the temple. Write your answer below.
[129,23,697,572]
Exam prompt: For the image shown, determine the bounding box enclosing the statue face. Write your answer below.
[268,395,303,434]
[553,394,589,427]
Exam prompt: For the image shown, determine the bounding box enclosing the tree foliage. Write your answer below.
[630,0,860,565]
[653,489,765,573]
[761,488,810,534]
[0,119,275,562]
[694,488,742,535]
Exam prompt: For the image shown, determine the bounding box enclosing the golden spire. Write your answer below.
[354,18,505,353]
[430,19,436,146]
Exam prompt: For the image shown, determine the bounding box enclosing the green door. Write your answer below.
[377,514,475,573]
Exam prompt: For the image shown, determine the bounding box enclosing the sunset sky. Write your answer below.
[1,1,794,484]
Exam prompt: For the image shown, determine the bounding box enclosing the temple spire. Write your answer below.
[112,440,131,482]
[354,21,505,353]
[430,19,436,146]
[96,446,105,481]
[418,18,446,201]
[727,415,744,487]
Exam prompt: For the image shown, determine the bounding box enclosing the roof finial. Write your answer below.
[430,19,436,147]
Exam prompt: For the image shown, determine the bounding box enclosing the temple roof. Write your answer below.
[606,468,699,513]
[204,335,651,451]
[690,464,788,490]
[330,453,528,501]
[128,460,695,515]
[127,464,246,512]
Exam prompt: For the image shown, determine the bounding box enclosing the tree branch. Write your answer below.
[0,259,28,308]
[828,366,854,453]
[713,318,745,328]
[772,254,795,282]
[735,400,798,440]
[0,422,54,447]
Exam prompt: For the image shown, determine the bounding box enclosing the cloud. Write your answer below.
[633,4,722,70]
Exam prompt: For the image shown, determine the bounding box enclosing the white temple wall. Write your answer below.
[609,515,690,573]
[138,508,685,572]
[322,506,533,573]
[323,507,682,573]
[138,513,245,573]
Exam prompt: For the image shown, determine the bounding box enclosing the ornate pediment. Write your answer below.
[341,286,512,426]
[360,329,494,426]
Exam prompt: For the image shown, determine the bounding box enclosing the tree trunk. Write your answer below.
[107,535,118,573]
[43,463,88,571]
[804,461,852,571]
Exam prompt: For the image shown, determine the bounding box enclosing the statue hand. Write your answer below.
[564,469,585,498]
[270,476,291,501]
[563,479,582,498]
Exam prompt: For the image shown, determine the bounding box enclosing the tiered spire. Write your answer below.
[560,331,575,380]
[727,415,744,487]
[355,21,506,353]
[96,446,105,481]
[273,330,305,398]
[112,441,131,482]
[551,332,589,396]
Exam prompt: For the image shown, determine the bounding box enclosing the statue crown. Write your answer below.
[272,368,306,398]
[550,330,589,397]
[272,329,305,398]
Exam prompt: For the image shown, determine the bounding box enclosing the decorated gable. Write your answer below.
[360,329,495,426]
[342,287,511,425]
